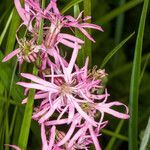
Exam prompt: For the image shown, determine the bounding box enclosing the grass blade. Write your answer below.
[128,0,149,149]
[112,0,126,69]
[114,0,126,45]
[0,9,13,46]
[100,32,134,69]
[83,0,92,65]
[5,107,9,150]
[74,4,84,66]
[139,54,150,84]
[101,129,128,142]
[140,116,150,150]
[0,5,12,26]
[18,68,38,149]
[5,8,21,55]
[61,0,83,14]
[9,107,18,138]
[12,110,22,145]
[106,120,125,150]
[110,54,150,79]
[97,0,144,24]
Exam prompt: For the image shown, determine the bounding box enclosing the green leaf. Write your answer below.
[0,9,14,46]
[114,0,126,45]
[139,54,150,84]
[9,107,18,138]
[106,120,125,150]
[0,5,12,27]
[128,0,149,149]
[12,110,23,145]
[83,0,92,66]
[5,8,21,55]
[74,4,84,66]
[109,54,149,79]
[18,69,38,149]
[101,129,128,142]
[73,0,92,66]
[100,32,134,69]
[61,0,83,14]
[140,116,150,150]
[97,0,144,24]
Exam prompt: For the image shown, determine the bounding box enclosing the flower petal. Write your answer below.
[38,98,61,123]
[2,49,20,62]
[14,0,28,23]
[21,73,57,88]
[17,82,56,92]
[80,23,103,31]
[98,102,129,119]
[41,124,48,150]
[59,33,84,44]
[57,120,77,146]
[59,38,81,49]
[45,119,68,126]
[88,124,101,150]
[48,126,56,150]
[70,96,97,127]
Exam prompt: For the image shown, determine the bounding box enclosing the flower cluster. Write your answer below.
[3,0,129,150]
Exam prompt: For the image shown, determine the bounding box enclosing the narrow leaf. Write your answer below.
[140,116,150,150]
[100,32,134,69]
[61,0,83,14]
[5,8,21,55]
[110,54,150,79]
[139,54,150,84]
[97,0,144,24]
[18,67,38,149]
[106,120,125,150]
[74,4,84,66]
[83,0,92,65]
[0,9,14,46]
[101,129,128,142]
[129,0,149,149]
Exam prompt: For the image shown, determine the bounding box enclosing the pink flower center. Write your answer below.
[60,84,72,96]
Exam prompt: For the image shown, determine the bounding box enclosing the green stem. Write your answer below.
[106,120,125,150]
[101,129,128,142]
[113,0,126,69]
[83,0,92,66]
[18,0,46,149]
[74,4,84,66]
[9,107,18,137]
[129,0,149,149]
[115,0,126,45]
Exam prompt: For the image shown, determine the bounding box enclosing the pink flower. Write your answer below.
[18,47,129,126]
[4,1,130,150]
[42,114,107,150]
[14,0,42,31]
[17,46,129,150]
[2,38,41,64]
[43,0,103,42]
[3,0,102,65]
[17,44,99,126]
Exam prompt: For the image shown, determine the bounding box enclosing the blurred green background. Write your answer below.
[0,0,150,150]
